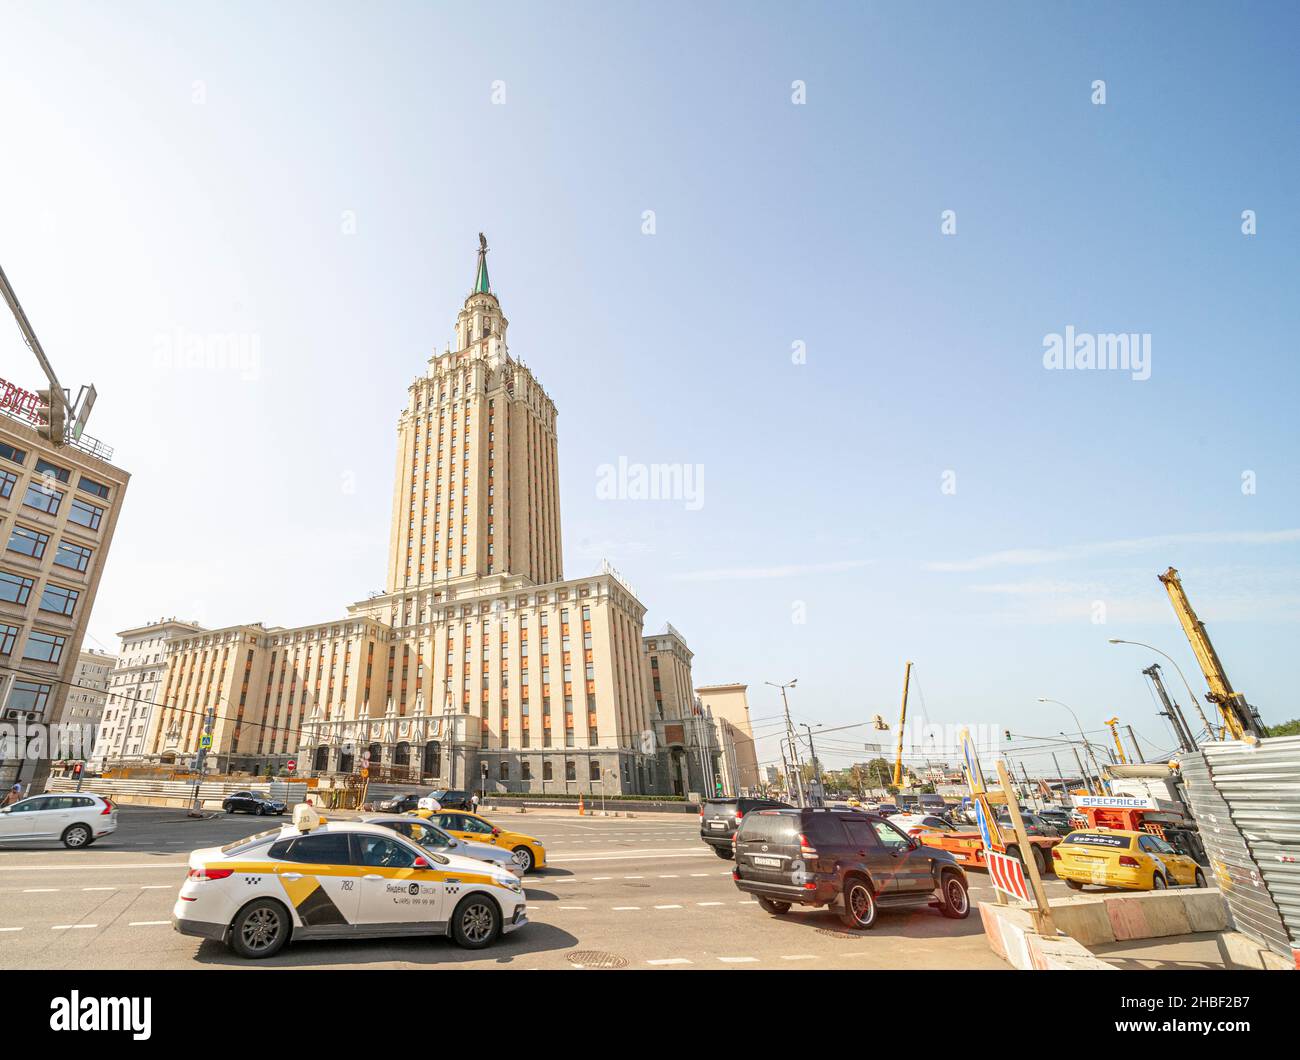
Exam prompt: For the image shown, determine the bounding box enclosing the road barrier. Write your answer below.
[44,776,308,808]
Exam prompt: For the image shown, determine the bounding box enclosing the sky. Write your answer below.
[2,1,1297,780]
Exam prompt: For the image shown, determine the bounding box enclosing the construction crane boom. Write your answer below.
[1144,664,1197,753]
[1157,568,1266,741]
[892,661,912,788]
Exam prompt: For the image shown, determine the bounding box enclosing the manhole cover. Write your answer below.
[566,950,629,969]
[815,928,863,940]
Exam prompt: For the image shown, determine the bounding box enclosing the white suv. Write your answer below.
[0,793,118,848]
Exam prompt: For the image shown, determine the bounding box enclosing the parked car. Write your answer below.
[429,789,474,810]
[222,791,287,816]
[699,796,792,859]
[0,793,118,848]
[1036,809,1073,835]
[1052,829,1207,891]
[995,810,1060,837]
[359,813,524,878]
[377,792,430,814]
[887,813,959,836]
[731,808,970,929]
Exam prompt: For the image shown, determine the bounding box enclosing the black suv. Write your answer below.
[700,796,791,858]
[732,808,970,929]
[431,789,474,810]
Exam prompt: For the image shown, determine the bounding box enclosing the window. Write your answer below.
[0,624,16,655]
[39,582,80,616]
[22,630,67,665]
[9,679,51,715]
[565,760,576,781]
[78,476,111,499]
[498,761,509,780]
[357,834,417,868]
[589,761,601,781]
[35,458,70,483]
[54,540,93,572]
[521,761,531,780]
[543,761,553,781]
[0,570,35,605]
[7,525,49,560]
[871,820,911,850]
[22,482,62,515]
[280,833,353,864]
[0,442,26,466]
[68,498,104,531]
[0,470,16,499]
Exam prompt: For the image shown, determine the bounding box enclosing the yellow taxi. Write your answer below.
[411,809,546,873]
[1052,828,1206,891]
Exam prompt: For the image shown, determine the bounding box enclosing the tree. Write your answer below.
[1267,718,1300,737]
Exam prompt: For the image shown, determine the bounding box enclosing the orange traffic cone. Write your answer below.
[578,794,585,816]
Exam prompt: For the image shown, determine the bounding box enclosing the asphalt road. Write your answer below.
[0,806,1050,970]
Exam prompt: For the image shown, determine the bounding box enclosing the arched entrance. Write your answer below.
[423,740,441,779]
[313,745,328,772]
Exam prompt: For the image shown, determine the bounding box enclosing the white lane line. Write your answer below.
[718,956,758,963]
[129,921,170,927]
[623,875,644,880]
[690,873,709,877]
[737,900,757,904]
[52,924,97,930]
[23,888,58,893]
[591,876,612,881]
[781,954,817,961]
[139,885,172,890]
[558,906,588,911]
[611,906,641,911]
[654,904,683,910]
[657,874,679,878]
[82,887,117,892]
[646,957,692,966]
[696,901,723,907]
[0,927,23,932]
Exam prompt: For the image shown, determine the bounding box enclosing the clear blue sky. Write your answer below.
[2,1,1296,776]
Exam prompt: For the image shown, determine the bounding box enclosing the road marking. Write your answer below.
[52,924,97,930]
[82,887,117,892]
[0,927,23,932]
[623,875,644,879]
[696,901,723,907]
[558,906,588,911]
[657,874,679,878]
[646,957,692,966]
[611,906,641,911]
[140,885,172,890]
[654,904,682,910]
[591,876,612,881]
[690,873,709,877]
[718,956,758,963]
[781,954,817,961]
[23,888,58,893]
[129,921,170,927]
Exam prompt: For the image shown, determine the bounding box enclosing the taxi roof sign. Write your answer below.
[292,805,322,832]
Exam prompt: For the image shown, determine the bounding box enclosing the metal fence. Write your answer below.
[1180,735,1300,965]
[45,776,308,806]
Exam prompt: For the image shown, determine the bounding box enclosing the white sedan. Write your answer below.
[0,793,117,848]
[173,807,527,958]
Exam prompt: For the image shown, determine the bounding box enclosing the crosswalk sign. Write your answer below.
[199,734,212,750]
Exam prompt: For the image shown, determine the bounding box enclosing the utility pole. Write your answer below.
[1125,725,1146,763]
[1050,751,1065,803]
[1070,745,1092,796]
[801,724,822,807]
[767,679,803,807]
[1144,664,1197,753]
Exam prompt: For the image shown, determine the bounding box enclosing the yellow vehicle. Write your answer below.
[1052,829,1206,892]
[411,809,546,873]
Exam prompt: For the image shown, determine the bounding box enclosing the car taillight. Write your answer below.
[1118,856,1140,867]
[731,868,739,881]
[798,833,817,857]
[1051,848,1062,860]
[187,867,234,881]
[100,802,112,815]
[734,810,743,822]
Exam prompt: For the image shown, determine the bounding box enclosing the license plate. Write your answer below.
[751,855,781,867]
[708,821,726,829]
[952,853,968,861]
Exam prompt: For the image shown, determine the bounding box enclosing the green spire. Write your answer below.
[473,232,490,293]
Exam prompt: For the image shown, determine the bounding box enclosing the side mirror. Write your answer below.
[412,856,430,869]
[492,827,501,837]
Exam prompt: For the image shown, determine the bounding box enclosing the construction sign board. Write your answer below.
[987,849,1031,903]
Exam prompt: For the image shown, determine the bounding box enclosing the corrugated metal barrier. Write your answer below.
[1180,735,1300,966]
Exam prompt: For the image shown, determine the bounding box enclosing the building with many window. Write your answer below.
[88,618,202,769]
[0,387,129,790]
[142,239,705,794]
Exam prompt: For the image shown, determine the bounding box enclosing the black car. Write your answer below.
[377,792,427,814]
[732,808,970,929]
[430,789,474,810]
[222,791,286,816]
[700,796,792,858]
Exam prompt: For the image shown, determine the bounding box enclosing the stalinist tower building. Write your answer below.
[145,237,711,796]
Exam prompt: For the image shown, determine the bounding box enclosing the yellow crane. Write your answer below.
[892,661,912,788]
[1103,717,1128,764]
[1158,567,1266,741]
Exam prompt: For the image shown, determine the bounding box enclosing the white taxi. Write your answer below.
[172,806,527,958]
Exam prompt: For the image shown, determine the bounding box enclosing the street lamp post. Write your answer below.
[766,679,803,806]
[1039,698,1107,795]
[1107,638,1219,740]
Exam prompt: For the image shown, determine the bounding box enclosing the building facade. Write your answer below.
[89,618,202,769]
[141,239,696,794]
[0,396,129,790]
[697,683,761,795]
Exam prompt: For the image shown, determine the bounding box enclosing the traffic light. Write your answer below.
[481,762,488,777]
[72,762,82,777]
[1004,729,1012,741]
[35,388,65,445]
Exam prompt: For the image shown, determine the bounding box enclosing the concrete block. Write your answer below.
[1219,931,1267,969]
[1180,888,1230,933]
[1026,931,1115,971]
[1048,895,1115,947]
[979,901,1036,969]
[1260,949,1297,972]
[1105,891,1190,940]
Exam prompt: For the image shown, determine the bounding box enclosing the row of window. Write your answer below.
[0,623,67,664]
[1,474,107,530]
[0,569,81,616]
[0,444,112,498]
[6,524,93,571]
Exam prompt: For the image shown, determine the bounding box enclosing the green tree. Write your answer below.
[1267,718,1300,737]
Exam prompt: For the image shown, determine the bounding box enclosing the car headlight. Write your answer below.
[498,875,523,892]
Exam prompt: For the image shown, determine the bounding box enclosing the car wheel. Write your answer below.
[61,823,92,849]
[451,894,501,949]
[230,899,290,959]
[939,872,970,919]
[1152,873,1167,890]
[223,803,233,814]
[1030,845,1046,877]
[1194,869,1207,888]
[1065,879,1084,890]
[713,846,733,860]
[757,897,791,915]
[838,878,877,930]
[510,846,534,873]
[256,805,267,816]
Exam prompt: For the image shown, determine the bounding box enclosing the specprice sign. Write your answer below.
[1071,795,1155,809]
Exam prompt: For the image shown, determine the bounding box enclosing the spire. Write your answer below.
[473,232,490,294]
